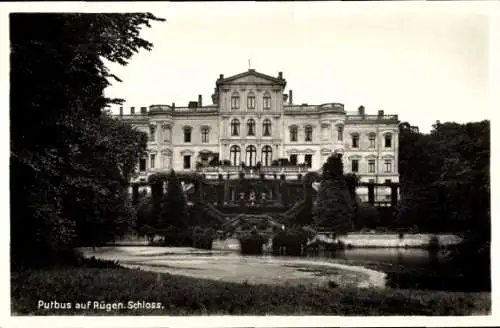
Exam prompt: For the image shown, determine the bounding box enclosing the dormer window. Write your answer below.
[231,92,240,109]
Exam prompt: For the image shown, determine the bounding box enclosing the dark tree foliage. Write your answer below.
[10,13,164,268]
[313,154,355,235]
[158,170,189,231]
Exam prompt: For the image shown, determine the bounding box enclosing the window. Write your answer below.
[385,134,392,148]
[247,92,255,110]
[200,152,209,163]
[246,145,257,166]
[305,154,312,168]
[231,92,240,109]
[139,158,146,172]
[305,125,313,142]
[368,159,376,173]
[369,179,375,183]
[231,119,240,136]
[162,125,171,142]
[201,127,209,143]
[385,179,391,184]
[183,155,191,169]
[263,92,271,110]
[263,119,272,136]
[290,126,298,142]
[262,145,273,166]
[183,127,192,143]
[352,134,359,148]
[247,119,255,136]
[369,133,376,148]
[149,125,156,142]
[289,154,298,165]
[337,126,343,141]
[351,159,359,173]
[230,145,241,166]
[384,159,392,173]
[150,154,156,169]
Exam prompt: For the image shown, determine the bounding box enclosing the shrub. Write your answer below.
[192,226,216,250]
[272,227,315,256]
[238,231,268,255]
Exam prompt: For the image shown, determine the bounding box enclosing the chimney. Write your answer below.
[278,72,283,79]
[289,90,293,105]
[171,102,175,110]
[378,110,384,117]
[358,106,365,115]
[219,74,224,80]
[119,106,123,116]
[198,94,202,107]
[130,106,135,114]
[140,106,147,114]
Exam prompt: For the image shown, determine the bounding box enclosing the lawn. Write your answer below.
[11,266,490,316]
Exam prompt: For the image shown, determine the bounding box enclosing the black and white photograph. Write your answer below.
[5,0,496,324]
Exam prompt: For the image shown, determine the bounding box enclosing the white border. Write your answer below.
[1,1,498,327]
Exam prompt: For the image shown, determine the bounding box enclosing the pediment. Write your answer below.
[219,70,285,86]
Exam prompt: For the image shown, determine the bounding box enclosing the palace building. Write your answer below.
[115,69,400,203]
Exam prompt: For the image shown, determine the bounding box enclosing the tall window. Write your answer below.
[352,134,359,148]
[368,159,376,173]
[230,145,240,166]
[231,92,240,109]
[246,145,257,166]
[231,119,240,136]
[149,125,156,142]
[369,133,376,148]
[247,92,255,110]
[289,154,298,165]
[263,119,272,136]
[183,127,192,143]
[247,119,255,136]
[201,127,209,143]
[337,126,343,141]
[305,125,313,142]
[262,145,273,166]
[183,155,191,169]
[304,154,312,168]
[290,126,298,142]
[385,134,392,148]
[263,92,271,110]
[150,154,156,169]
[162,125,171,142]
[351,159,359,173]
[384,159,392,173]
[139,158,146,172]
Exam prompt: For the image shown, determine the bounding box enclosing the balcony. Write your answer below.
[196,163,312,178]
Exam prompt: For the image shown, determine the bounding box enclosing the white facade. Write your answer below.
[117,70,399,202]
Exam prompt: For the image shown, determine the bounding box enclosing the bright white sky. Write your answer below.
[100,2,492,134]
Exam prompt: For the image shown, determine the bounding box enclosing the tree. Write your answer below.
[313,154,355,235]
[158,170,190,231]
[10,13,164,268]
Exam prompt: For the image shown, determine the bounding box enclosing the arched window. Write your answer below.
[231,119,240,136]
[201,127,209,143]
[247,119,256,136]
[305,125,313,142]
[230,145,241,166]
[183,126,192,143]
[368,133,376,148]
[246,145,257,166]
[263,119,272,136]
[289,125,298,142]
[261,145,273,166]
[231,92,240,109]
[247,91,255,110]
[263,92,271,110]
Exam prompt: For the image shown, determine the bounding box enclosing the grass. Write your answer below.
[11,266,490,316]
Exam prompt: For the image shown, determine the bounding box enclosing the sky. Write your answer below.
[103,2,493,134]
